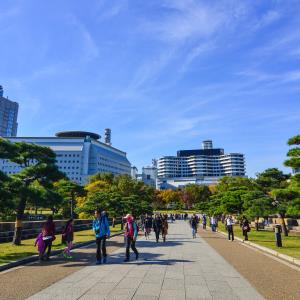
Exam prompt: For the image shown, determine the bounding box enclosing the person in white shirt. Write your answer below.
[210,216,216,232]
[226,216,234,241]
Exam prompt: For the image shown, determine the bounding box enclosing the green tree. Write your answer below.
[54,179,85,218]
[284,134,300,171]
[242,191,273,230]
[0,139,64,245]
[184,184,211,211]
[256,168,289,192]
[271,188,298,236]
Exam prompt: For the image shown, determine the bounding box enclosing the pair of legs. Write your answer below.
[192,227,197,238]
[41,239,52,260]
[243,230,248,241]
[96,236,107,263]
[211,224,216,232]
[145,227,151,239]
[63,241,73,257]
[228,226,234,241]
[125,237,138,261]
[154,229,160,242]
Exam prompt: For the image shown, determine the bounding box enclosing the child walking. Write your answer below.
[62,219,74,259]
[35,231,45,261]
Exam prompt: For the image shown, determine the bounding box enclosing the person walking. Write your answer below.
[35,231,45,261]
[153,214,162,242]
[144,214,153,239]
[161,214,168,242]
[202,214,207,230]
[210,216,217,232]
[93,209,110,265]
[124,214,139,262]
[190,214,198,238]
[41,215,56,260]
[62,218,74,259]
[241,216,250,241]
[226,215,234,241]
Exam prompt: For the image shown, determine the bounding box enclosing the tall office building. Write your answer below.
[0,86,19,137]
[0,131,131,185]
[157,140,246,189]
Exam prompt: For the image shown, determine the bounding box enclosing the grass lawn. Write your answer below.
[0,224,122,265]
[216,223,300,260]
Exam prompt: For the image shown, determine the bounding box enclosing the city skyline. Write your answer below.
[1,1,300,177]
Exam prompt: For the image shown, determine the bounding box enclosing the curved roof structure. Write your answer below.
[55,131,100,140]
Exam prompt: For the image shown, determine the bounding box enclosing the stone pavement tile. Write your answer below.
[185,285,212,299]
[135,283,162,297]
[116,277,142,289]
[165,270,184,279]
[79,295,106,300]
[162,278,184,290]
[206,281,233,293]
[100,272,126,283]
[81,282,116,295]
[202,272,224,282]
[159,289,185,300]
[185,275,206,286]
[133,295,158,300]
[106,288,136,300]
[184,268,203,276]
[143,274,164,284]
[210,291,239,300]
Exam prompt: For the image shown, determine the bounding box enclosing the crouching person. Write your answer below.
[124,214,139,262]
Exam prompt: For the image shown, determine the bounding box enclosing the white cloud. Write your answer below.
[67,14,99,61]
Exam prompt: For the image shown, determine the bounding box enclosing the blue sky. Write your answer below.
[1,0,300,177]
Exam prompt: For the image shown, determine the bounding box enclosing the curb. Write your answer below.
[0,232,123,273]
[215,229,300,268]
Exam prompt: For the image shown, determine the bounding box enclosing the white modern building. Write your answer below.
[0,86,18,137]
[132,160,158,188]
[0,130,131,185]
[157,140,246,189]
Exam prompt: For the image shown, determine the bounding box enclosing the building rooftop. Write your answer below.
[55,131,100,140]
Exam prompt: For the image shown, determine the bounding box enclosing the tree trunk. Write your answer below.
[279,214,288,236]
[12,196,27,245]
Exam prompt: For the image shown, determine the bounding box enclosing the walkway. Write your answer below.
[27,221,263,300]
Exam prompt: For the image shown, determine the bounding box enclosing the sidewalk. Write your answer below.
[28,221,263,300]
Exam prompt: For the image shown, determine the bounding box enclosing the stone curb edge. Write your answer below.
[215,229,300,269]
[0,231,123,273]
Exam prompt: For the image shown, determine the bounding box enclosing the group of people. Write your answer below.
[35,215,74,261]
[35,209,141,264]
[188,213,251,242]
[35,211,252,264]
[142,213,168,242]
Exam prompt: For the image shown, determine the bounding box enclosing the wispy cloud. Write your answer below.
[67,14,99,61]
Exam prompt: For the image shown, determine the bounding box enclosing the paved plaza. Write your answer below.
[27,221,263,300]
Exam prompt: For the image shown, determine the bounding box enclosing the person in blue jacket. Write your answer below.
[93,209,110,264]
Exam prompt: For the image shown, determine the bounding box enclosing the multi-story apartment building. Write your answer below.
[0,86,19,137]
[0,130,131,185]
[157,140,246,189]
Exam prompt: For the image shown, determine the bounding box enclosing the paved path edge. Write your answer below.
[214,229,300,269]
[0,231,123,273]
